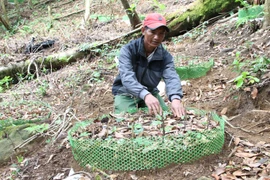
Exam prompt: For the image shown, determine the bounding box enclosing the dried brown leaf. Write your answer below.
[220,107,228,115]
[211,173,220,180]
[232,170,248,176]
[244,87,251,92]
[240,141,254,147]
[220,173,236,180]
[114,132,125,139]
[251,87,258,99]
[214,166,226,176]
[247,162,262,168]
[97,128,107,138]
[243,157,256,165]
[234,137,241,146]
[234,152,258,158]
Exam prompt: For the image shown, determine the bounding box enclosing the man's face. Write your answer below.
[142,26,166,49]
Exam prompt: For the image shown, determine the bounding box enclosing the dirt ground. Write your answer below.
[0,0,270,179]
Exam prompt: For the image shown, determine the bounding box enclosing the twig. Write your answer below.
[245,121,266,130]
[224,118,254,133]
[161,113,165,142]
[227,114,241,121]
[251,109,270,113]
[53,9,84,20]
[217,13,238,24]
[14,133,41,150]
[257,128,270,134]
[14,107,76,150]
[228,146,238,158]
[86,164,112,180]
[43,154,56,165]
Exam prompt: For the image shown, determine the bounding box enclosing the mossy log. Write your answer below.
[166,0,240,37]
[0,42,101,80]
[0,47,88,79]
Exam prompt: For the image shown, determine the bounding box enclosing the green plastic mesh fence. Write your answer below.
[175,59,214,80]
[68,109,224,171]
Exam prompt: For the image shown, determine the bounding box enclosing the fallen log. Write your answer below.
[166,0,240,37]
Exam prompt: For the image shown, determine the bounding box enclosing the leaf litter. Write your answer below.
[212,137,270,180]
[71,109,221,140]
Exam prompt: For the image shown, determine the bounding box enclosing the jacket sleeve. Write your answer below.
[118,45,149,98]
[162,51,183,101]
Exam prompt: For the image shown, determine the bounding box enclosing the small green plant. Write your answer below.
[18,25,34,35]
[232,51,245,72]
[152,0,166,12]
[90,71,103,82]
[25,123,49,134]
[0,76,12,92]
[250,56,270,73]
[131,123,144,135]
[9,163,20,180]
[16,155,24,164]
[235,0,250,7]
[37,80,49,96]
[234,71,260,88]
[79,43,92,52]
[127,4,137,16]
[236,5,264,27]
[45,138,51,144]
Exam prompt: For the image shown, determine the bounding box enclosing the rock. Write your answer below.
[0,124,34,164]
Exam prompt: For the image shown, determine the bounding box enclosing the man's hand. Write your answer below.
[144,94,162,115]
[171,99,185,118]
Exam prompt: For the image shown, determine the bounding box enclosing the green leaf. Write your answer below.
[133,137,151,146]
[133,123,144,135]
[165,126,173,132]
[25,123,49,133]
[151,120,162,126]
[236,79,244,88]
[80,132,89,137]
[155,114,162,121]
[116,117,125,122]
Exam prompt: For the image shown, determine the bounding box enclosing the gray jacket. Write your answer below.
[112,36,183,101]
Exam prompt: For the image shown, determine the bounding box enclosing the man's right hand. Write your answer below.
[144,94,162,115]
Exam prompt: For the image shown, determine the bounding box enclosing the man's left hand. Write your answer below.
[171,99,186,118]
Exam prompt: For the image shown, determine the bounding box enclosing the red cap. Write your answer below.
[143,13,169,32]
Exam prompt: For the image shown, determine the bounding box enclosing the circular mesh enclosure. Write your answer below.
[68,110,224,171]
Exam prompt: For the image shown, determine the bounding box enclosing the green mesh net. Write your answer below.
[175,59,214,80]
[68,109,224,171]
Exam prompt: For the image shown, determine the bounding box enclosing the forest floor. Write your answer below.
[0,0,270,180]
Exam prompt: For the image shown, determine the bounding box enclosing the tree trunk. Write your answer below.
[0,0,9,27]
[120,0,141,29]
[0,14,10,30]
[264,0,270,28]
[166,0,240,37]
[84,0,91,24]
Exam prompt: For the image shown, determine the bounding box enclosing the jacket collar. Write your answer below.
[138,36,164,61]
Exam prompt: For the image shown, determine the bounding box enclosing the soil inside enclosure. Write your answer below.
[0,0,270,180]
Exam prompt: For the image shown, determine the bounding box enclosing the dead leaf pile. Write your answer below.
[71,110,221,140]
[0,100,51,121]
[212,137,270,180]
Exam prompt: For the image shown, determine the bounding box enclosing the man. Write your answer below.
[112,13,185,118]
